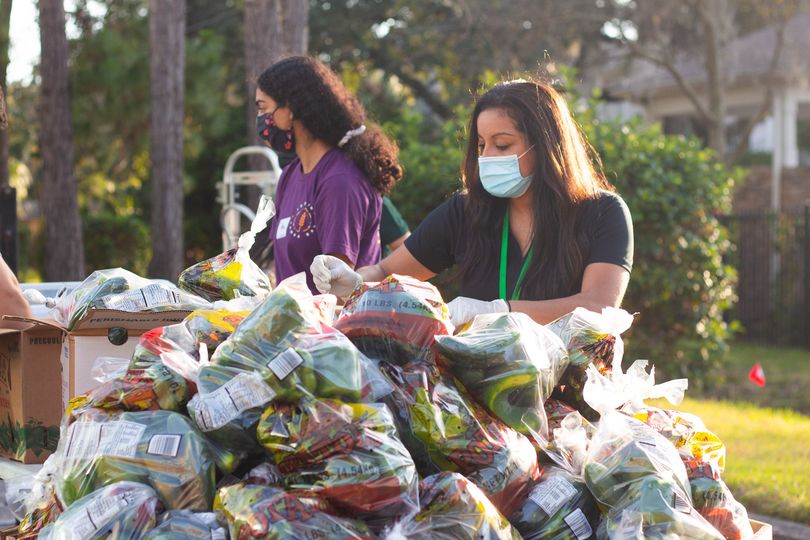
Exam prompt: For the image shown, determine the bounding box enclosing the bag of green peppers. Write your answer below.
[335,274,453,366]
[377,359,540,516]
[38,481,161,540]
[215,483,373,539]
[584,412,691,509]
[383,472,521,540]
[436,312,569,437]
[509,466,599,540]
[595,476,724,540]
[547,308,633,421]
[256,397,418,527]
[54,410,217,512]
[53,268,146,330]
[179,196,275,302]
[142,510,227,540]
[53,268,211,331]
[188,279,391,471]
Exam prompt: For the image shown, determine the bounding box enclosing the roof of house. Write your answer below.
[605,10,810,99]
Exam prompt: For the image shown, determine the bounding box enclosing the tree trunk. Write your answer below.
[0,0,11,188]
[698,0,732,159]
[148,0,186,280]
[39,0,85,280]
[281,0,308,56]
[244,0,282,165]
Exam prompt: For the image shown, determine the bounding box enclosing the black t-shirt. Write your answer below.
[404,191,633,301]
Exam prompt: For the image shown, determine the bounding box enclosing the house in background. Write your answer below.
[591,11,810,211]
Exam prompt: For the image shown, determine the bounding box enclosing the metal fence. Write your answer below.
[721,205,810,348]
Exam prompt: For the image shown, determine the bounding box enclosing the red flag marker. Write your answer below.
[748,362,766,387]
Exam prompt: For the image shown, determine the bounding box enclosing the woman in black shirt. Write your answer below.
[311,79,633,327]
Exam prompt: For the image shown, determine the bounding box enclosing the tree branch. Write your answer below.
[368,48,453,120]
[622,38,715,123]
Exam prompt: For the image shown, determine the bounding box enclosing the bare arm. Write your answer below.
[357,244,436,282]
[0,255,32,328]
[508,263,630,324]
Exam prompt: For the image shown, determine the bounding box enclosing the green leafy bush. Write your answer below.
[580,113,742,382]
[83,213,151,276]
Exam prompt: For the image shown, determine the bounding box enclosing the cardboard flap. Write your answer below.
[1,316,65,333]
[70,309,192,332]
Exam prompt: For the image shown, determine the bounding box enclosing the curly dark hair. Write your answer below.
[257,56,402,195]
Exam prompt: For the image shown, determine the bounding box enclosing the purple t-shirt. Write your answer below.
[270,149,382,293]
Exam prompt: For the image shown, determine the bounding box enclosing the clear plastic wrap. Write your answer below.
[142,510,227,540]
[435,312,569,436]
[214,483,373,539]
[383,472,520,540]
[632,407,751,539]
[53,410,217,511]
[511,412,600,540]
[595,475,724,540]
[39,481,161,540]
[547,307,633,420]
[335,274,453,366]
[183,308,250,353]
[188,276,390,471]
[178,195,275,302]
[256,397,418,527]
[378,360,540,516]
[53,268,210,330]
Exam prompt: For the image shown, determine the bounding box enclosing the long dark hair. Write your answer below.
[257,56,402,195]
[458,80,612,300]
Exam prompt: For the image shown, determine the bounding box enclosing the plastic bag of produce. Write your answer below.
[39,481,161,540]
[378,360,539,516]
[53,268,210,330]
[435,312,569,436]
[596,476,724,540]
[633,408,751,539]
[189,276,390,470]
[632,408,725,478]
[511,412,599,540]
[547,307,633,420]
[16,455,62,539]
[66,325,201,421]
[384,472,520,540]
[689,466,752,540]
[257,397,418,526]
[184,308,250,353]
[179,196,274,302]
[335,274,453,366]
[142,510,227,540]
[54,410,217,511]
[215,483,373,539]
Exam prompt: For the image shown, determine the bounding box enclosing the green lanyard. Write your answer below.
[499,209,534,301]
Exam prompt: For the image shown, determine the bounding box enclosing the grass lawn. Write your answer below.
[663,397,810,524]
[696,341,810,414]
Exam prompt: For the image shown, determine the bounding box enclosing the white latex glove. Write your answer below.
[447,296,509,328]
[310,255,363,299]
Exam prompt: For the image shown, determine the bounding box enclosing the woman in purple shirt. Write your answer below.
[255,56,403,293]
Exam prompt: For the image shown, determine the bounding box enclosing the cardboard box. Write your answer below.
[0,309,191,463]
[0,321,63,463]
[57,309,192,409]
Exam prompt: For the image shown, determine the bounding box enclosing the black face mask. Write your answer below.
[256,110,295,154]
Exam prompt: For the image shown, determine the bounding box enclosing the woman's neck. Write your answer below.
[508,188,534,219]
[294,126,333,173]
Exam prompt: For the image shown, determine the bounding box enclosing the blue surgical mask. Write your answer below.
[478,145,535,198]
